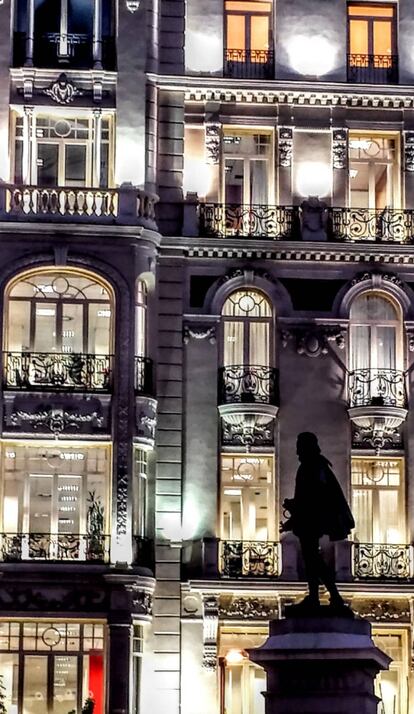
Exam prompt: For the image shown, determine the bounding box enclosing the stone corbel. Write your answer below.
[278,127,293,168]
[202,595,220,670]
[404,132,414,172]
[332,129,348,170]
[126,0,141,11]
[281,326,346,357]
[205,123,221,165]
[183,324,217,344]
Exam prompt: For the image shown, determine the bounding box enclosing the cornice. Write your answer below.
[160,236,414,264]
[148,73,414,109]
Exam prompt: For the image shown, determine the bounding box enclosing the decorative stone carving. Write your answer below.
[219,597,278,619]
[8,407,103,435]
[125,585,153,617]
[278,127,293,168]
[351,599,410,622]
[350,271,404,290]
[281,326,346,357]
[126,0,140,11]
[405,132,414,172]
[183,324,216,344]
[43,73,83,104]
[352,422,403,451]
[135,396,157,447]
[221,415,274,448]
[116,464,128,537]
[205,123,221,165]
[202,595,220,670]
[332,129,348,170]
[407,330,414,352]
[300,197,329,239]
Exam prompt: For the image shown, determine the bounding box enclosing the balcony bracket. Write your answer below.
[348,405,407,452]
[219,403,277,449]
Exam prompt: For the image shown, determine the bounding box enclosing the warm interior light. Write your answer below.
[225,649,247,665]
[297,162,332,197]
[287,36,336,76]
[183,159,212,198]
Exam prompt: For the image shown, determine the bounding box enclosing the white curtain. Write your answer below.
[250,159,267,205]
[223,321,243,365]
[249,322,269,365]
[352,488,372,542]
[350,325,370,371]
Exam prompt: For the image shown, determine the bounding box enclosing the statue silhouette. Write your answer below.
[280,432,355,610]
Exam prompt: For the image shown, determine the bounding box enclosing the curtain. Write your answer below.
[249,322,269,366]
[223,321,244,366]
[378,490,401,544]
[250,160,267,206]
[350,325,370,372]
[352,488,372,542]
[376,326,396,370]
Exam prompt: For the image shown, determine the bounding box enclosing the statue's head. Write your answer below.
[296,431,321,461]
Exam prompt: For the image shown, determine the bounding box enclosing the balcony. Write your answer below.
[219,365,278,406]
[353,542,412,579]
[224,48,275,79]
[3,352,113,393]
[13,32,116,70]
[197,204,414,243]
[0,532,110,563]
[347,54,398,84]
[0,184,159,231]
[220,540,280,578]
[347,369,408,450]
[199,203,299,239]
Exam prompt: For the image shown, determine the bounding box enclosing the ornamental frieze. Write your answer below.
[281,326,346,357]
[351,599,410,622]
[219,596,278,619]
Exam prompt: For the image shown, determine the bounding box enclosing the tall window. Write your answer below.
[222,289,272,367]
[223,129,273,208]
[348,5,397,82]
[219,626,267,714]
[1,442,111,560]
[0,620,105,712]
[351,457,405,544]
[133,447,148,539]
[373,629,409,714]
[221,454,275,541]
[14,114,112,188]
[6,270,113,356]
[349,292,402,374]
[135,280,147,358]
[225,0,272,57]
[349,134,398,209]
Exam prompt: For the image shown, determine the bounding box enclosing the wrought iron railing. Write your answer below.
[224,48,275,79]
[220,540,279,577]
[199,203,299,239]
[1,184,158,229]
[218,365,279,405]
[330,207,414,243]
[134,356,155,396]
[132,536,155,569]
[353,542,411,579]
[348,369,407,409]
[347,54,398,84]
[3,352,113,392]
[0,533,110,562]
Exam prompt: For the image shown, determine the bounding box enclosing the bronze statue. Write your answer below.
[280,432,355,610]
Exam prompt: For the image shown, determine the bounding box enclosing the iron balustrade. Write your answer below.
[224,48,275,79]
[348,368,407,409]
[134,356,155,396]
[220,540,279,577]
[330,207,414,243]
[3,352,113,392]
[347,54,398,84]
[199,203,299,239]
[218,365,279,405]
[0,533,110,562]
[353,542,411,579]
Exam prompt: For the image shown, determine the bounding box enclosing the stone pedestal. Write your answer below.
[248,615,391,714]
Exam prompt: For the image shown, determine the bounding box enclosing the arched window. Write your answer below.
[349,292,402,374]
[221,289,272,367]
[4,269,114,390]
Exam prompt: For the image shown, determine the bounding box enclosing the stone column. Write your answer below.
[93,0,103,68]
[25,0,35,66]
[22,106,34,185]
[108,621,133,714]
[92,108,102,187]
[248,616,391,714]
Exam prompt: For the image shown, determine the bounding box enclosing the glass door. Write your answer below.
[37,144,59,186]
[27,475,53,558]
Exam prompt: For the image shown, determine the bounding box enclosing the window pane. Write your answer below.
[61,303,84,353]
[249,322,269,365]
[88,303,111,354]
[373,19,392,55]
[377,326,396,370]
[378,490,401,543]
[350,325,370,371]
[8,300,31,351]
[225,158,244,204]
[226,14,245,49]
[348,5,394,18]
[53,656,78,714]
[65,145,87,186]
[34,301,57,352]
[349,19,369,55]
[352,488,373,541]
[37,143,59,186]
[223,321,244,365]
[14,140,23,183]
[23,655,48,714]
[0,653,18,709]
[250,15,269,51]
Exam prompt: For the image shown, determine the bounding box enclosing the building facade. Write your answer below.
[0,0,414,713]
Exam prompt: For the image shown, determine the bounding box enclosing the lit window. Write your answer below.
[219,626,267,714]
[348,5,396,67]
[351,457,405,544]
[372,629,409,714]
[349,292,402,374]
[348,133,398,210]
[225,0,272,53]
[222,289,272,368]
